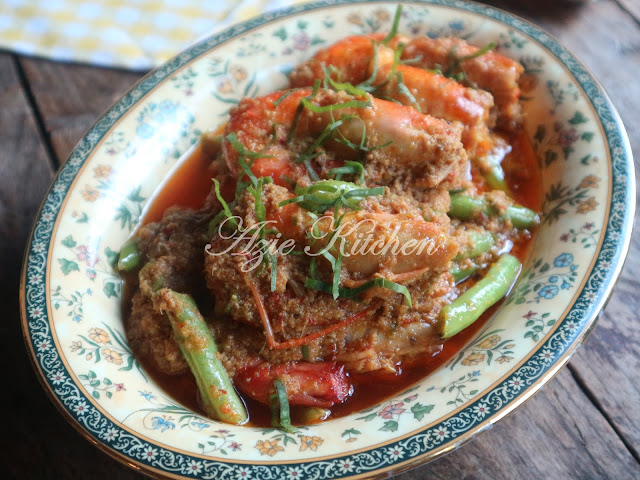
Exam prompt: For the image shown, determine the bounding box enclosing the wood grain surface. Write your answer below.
[2,1,638,479]
[484,0,640,462]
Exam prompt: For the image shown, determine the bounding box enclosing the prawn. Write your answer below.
[271,199,458,285]
[397,36,525,130]
[290,35,494,157]
[289,33,387,86]
[234,361,351,407]
[224,87,466,189]
[222,89,310,186]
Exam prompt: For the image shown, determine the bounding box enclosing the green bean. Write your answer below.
[117,239,140,271]
[440,254,521,338]
[162,290,248,425]
[485,167,506,191]
[299,407,330,424]
[449,193,539,229]
[505,205,540,229]
[454,230,494,261]
[450,263,478,284]
[450,229,494,284]
[449,194,487,219]
[473,156,507,191]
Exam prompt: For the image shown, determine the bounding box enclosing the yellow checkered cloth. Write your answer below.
[0,0,309,70]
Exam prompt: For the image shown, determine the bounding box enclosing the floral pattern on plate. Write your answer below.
[21,1,634,479]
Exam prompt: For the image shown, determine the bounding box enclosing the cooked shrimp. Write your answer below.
[374,46,494,157]
[234,361,351,407]
[224,87,466,189]
[290,35,494,157]
[397,36,524,130]
[222,89,310,186]
[290,34,386,87]
[265,184,458,285]
[305,89,467,188]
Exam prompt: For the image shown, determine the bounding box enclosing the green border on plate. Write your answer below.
[21,0,635,478]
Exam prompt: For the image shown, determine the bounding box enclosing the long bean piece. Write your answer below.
[440,254,521,338]
[299,406,330,424]
[161,289,248,425]
[117,239,140,271]
[473,156,507,191]
[450,263,478,284]
[450,230,494,283]
[454,230,494,261]
[449,193,539,229]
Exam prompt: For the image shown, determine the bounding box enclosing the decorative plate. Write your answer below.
[21,1,635,478]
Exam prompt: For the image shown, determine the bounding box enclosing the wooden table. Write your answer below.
[2,1,638,478]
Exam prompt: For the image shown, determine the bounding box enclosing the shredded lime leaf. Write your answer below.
[296,118,345,165]
[278,180,383,214]
[358,40,380,92]
[247,177,279,291]
[208,178,238,233]
[332,251,343,300]
[305,277,412,307]
[237,156,258,187]
[309,257,318,279]
[270,378,296,433]
[264,248,278,292]
[248,177,269,238]
[301,345,310,361]
[327,77,369,97]
[303,159,320,181]
[382,5,403,45]
[300,97,372,113]
[394,70,420,111]
[226,132,271,160]
[273,88,301,106]
[444,42,496,80]
[329,161,365,184]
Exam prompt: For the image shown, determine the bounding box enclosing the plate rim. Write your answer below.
[20,0,636,478]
